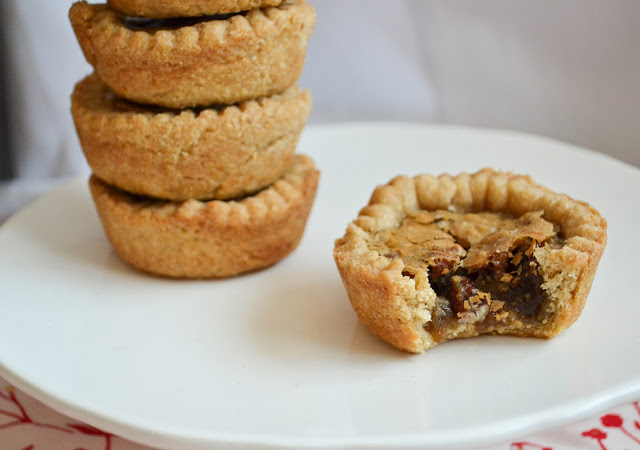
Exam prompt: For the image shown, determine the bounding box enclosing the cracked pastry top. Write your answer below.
[333,169,607,353]
[90,154,319,278]
[72,74,311,201]
[69,0,315,108]
[107,0,285,18]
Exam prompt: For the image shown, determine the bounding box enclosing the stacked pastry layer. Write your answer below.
[69,0,318,278]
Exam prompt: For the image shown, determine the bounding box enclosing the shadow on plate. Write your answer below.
[246,268,413,362]
[246,272,350,359]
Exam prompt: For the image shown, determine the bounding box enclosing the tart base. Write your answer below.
[90,155,319,278]
[72,74,311,201]
[69,0,316,108]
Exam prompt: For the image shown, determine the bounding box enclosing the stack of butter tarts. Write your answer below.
[69,0,318,278]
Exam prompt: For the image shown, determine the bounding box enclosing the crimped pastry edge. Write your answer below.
[107,0,284,18]
[90,154,319,278]
[72,73,312,200]
[69,0,316,107]
[70,1,312,56]
[333,168,607,353]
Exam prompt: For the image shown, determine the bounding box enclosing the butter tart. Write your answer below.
[107,0,284,18]
[333,169,607,353]
[72,74,311,201]
[90,155,319,278]
[69,0,315,108]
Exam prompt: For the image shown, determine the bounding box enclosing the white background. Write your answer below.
[1,0,639,220]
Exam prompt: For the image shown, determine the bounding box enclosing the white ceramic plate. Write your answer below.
[0,124,638,449]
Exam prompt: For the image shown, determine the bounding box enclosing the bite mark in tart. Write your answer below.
[333,169,607,353]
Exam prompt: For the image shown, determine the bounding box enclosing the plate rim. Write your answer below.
[1,359,639,449]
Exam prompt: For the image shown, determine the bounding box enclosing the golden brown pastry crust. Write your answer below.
[107,0,284,18]
[69,1,315,108]
[333,169,607,353]
[90,155,319,278]
[72,74,311,201]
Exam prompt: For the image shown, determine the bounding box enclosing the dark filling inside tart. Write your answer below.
[424,238,549,343]
[122,12,247,31]
[102,89,230,115]
[373,210,560,344]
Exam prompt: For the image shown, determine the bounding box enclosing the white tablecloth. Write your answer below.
[0,375,638,449]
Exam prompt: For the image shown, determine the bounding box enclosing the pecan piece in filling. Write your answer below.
[372,210,557,344]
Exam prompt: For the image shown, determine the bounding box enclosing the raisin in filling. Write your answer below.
[425,240,548,343]
[122,12,245,31]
